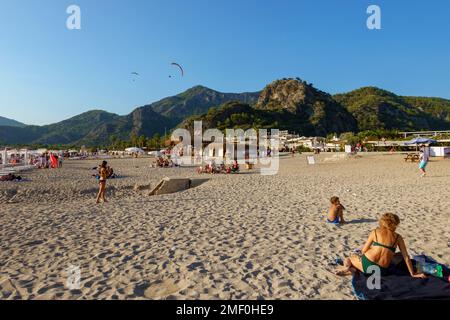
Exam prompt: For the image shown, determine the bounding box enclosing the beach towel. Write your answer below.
[351,255,450,300]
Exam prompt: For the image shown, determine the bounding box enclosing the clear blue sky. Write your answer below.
[0,0,449,125]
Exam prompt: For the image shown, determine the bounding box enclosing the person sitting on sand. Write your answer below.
[164,158,172,167]
[96,161,108,204]
[106,166,115,179]
[327,196,346,224]
[155,156,163,167]
[335,213,427,278]
[231,160,239,173]
[209,159,217,174]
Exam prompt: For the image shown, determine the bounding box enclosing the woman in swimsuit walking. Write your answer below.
[96,160,108,204]
[336,213,426,278]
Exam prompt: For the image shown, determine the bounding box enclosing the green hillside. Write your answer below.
[333,87,450,131]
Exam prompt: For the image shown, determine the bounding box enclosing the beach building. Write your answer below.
[283,135,329,151]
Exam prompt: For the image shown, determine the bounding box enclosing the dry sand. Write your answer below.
[0,153,449,300]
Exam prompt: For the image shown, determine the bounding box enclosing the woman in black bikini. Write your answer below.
[96,161,108,204]
[336,213,426,278]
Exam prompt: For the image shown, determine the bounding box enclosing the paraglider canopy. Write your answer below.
[170,62,184,77]
[131,72,139,82]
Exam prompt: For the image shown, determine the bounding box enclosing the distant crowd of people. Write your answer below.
[32,153,63,169]
[153,156,174,168]
[197,159,240,174]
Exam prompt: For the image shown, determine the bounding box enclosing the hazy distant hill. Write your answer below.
[0,109,176,146]
[0,116,25,127]
[0,86,259,146]
[0,111,121,145]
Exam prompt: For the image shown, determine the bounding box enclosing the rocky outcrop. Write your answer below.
[255,78,358,135]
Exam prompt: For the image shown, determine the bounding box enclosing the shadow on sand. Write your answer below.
[347,218,378,224]
[190,178,210,188]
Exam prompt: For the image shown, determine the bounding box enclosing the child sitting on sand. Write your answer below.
[327,196,346,224]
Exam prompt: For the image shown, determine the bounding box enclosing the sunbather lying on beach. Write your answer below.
[335,213,427,278]
[0,173,22,181]
[327,196,346,224]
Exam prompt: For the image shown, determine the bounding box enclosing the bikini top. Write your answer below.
[373,229,398,253]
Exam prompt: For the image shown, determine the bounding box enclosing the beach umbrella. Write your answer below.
[404,137,437,145]
[404,137,437,151]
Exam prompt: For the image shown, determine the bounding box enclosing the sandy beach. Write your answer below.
[0,153,449,300]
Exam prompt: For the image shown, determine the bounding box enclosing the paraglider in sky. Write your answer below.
[130,72,139,82]
[170,62,184,77]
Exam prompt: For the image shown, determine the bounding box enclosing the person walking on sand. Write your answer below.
[335,213,426,278]
[418,147,429,177]
[96,161,108,204]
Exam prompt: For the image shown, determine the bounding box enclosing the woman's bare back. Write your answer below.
[365,228,400,268]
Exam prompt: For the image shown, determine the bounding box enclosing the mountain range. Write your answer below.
[0,116,25,128]
[1,80,449,147]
